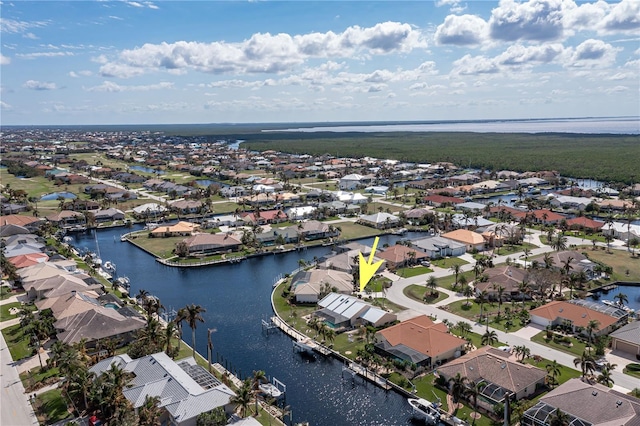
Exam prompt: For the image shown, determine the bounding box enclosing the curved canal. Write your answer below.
[72,227,424,426]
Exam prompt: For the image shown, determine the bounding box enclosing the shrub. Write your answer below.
[626,363,640,372]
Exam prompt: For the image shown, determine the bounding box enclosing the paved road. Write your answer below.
[384,235,639,392]
[1,329,39,426]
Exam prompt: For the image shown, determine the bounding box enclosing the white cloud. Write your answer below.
[0,17,47,34]
[601,0,640,33]
[435,14,488,46]
[23,80,58,90]
[99,22,427,78]
[0,100,12,110]
[69,70,93,78]
[16,51,74,59]
[0,53,10,65]
[23,32,37,39]
[489,0,565,42]
[496,43,564,66]
[451,54,499,75]
[85,81,174,92]
[567,39,620,68]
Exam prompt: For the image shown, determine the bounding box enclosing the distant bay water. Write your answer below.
[269,117,639,135]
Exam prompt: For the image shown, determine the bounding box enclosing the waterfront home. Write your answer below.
[181,233,242,255]
[358,212,399,229]
[286,206,316,220]
[598,198,633,212]
[45,210,86,228]
[150,221,199,238]
[315,292,396,329]
[339,173,371,190]
[529,299,628,337]
[0,223,31,237]
[170,200,204,215]
[412,236,467,259]
[297,220,338,241]
[529,250,596,279]
[8,252,49,269]
[437,346,546,407]
[473,266,529,301]
[291,270,353,303]
[564,216,604,232]
[609,321,640,357]
[527,209,565,225]
[602,221,640,241]
[452,213,493,230]
[240,209,287,225]
[478,222,523,247]
[90,352,236,426]
[423,194,465,207]
[17,262,73,284]
[93,208,125,223]
[547,194,592,211]
[522,378,640,426]
[22,273,103,300]
[441,229,485,252]
[256,227,298,246]
[132,202,168,218]
[377,244,430,270]
[374,315,466,367]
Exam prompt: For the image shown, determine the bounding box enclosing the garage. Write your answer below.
[610,321,640,356]
[612,338,640,356]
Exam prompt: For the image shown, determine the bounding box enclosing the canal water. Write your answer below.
[591,284,640,312]
[71,227,426,426]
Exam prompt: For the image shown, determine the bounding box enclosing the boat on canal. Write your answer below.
[259,382,283,398]
[408,397,441,425]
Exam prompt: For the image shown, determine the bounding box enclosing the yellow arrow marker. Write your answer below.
[359,236,384,292]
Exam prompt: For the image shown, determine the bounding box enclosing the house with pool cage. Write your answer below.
[436,346,546,409]
[522,378,640,426]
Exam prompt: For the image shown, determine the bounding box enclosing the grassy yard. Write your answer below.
[404,285,449,305]
[446,300,532,333]
[530,331,590,357]
[2,323,33,360]
[363,276,391,293]
[1,285,16,301]
[583,247,640,282]
[430,257,469,269]
[1,301,24,322]
[523,357,581,386]
[35,389,72,425]
[20,366,61,391]
[397,265,434,278]
[332,222,382,240]
[623,364,640,379]
[127,234,184,258]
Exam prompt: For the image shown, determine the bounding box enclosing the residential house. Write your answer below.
[8,252,49,269]
[45,210,86,227]
[522,379,640,426]
[89,352,236,426]
[377,244,430,270]
[93,208,125,223]
[315,292,397,329]
[530,250,596,279]
[609,321,640,357]
[548,194,592,211]
[424,194,465,207]
[528,209,565,225]
[181,233,242,255]
[290,270,353,303]
[132,203,168,218]
[412,236,467,259]
[474,266,529,300]
[441,229,485,252]
[240,209,287,225]
[150,221,199,238]
[54,307,146,347]
[437,346,546,407]
[170,200,204,215]
[529,299,628,337]
[339,174,370,190]
[602,221,640,242]
[23,273,103,300]
[358,212,399,229]
[298,220,338,241]
[375,315,466,367]
[564,216,604,232]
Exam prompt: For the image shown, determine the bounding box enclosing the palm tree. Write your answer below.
[586,319,600,345]
[175,307,188,352]
[614,292,628,307]
[450,264,462,290]
[561,256,574,277]
[546,360,561,388]
[456,321,472,337]
[481,330,498,346]
[477,290,488,326]
[426,275,438,297]
[543,252,555,269]
[164,320,180,357]
[518,280,530,307]
[467,381,485,425]
[184,304,206,358]
[448,373,468,404]
[597,366,615,387]
[552,234,568,252]
[463,285,474,307]
[251,370,267,414]
[521,248,531,269]
[549,408,570,426]
[138,395,162,426]
[230,379,253,417]
[573,349,596,380]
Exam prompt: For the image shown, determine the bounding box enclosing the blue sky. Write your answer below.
[1,0,638,125]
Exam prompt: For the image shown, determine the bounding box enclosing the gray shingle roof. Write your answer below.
[610,321,640,345]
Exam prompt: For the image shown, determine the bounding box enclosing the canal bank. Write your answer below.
[70,227,426,426]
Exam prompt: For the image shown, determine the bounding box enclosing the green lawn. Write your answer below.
[398,265,434,278]
[2,323,33,360]
[34,389,71,424]
[446,300,532,332]
[332,222,382,239]
[404,285,449,305]
[363,276,391,293]
[1,286,15,301]
[523,357,581,386]
[20,366,61,392]
[0,302,22,322]
[530,331,590,357]
[430,257,469,269]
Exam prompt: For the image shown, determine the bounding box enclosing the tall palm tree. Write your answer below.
[251,370,267,414]
[138,395,162,426]
[467,381,485,425]
[448,373,468,404]
[546,360,561,388]
[549,409,570,426]
[477,290,488,327]
[184,304,206,358]
[586,319,600,345]
[597,366,615,387]
[573,350,596,380]
[164,320,180,357]
[450,264,462,290]
[426,275,438,297]
[614,292,628,307]
[481,330,498,346]
[230,379,253,417]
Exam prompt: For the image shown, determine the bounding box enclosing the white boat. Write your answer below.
[103,261,116,273]
[408,398,441,425]
[293,339,314,354]
[258,383,282,398]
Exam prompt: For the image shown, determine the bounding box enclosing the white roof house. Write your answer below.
[90,352,236,426]
[132,203,168,215]
[339,174,369,190]
[315,293,396,328]
[602,221,640,241]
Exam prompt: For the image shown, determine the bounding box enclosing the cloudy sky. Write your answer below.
[1,0,638,125]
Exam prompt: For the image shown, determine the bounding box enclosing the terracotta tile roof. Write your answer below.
[378,245,429,264]
[565,217,604,230]
[530,300,619,329]
[441,229,484,245]
[377,315,466,359]
[0,214,43,227]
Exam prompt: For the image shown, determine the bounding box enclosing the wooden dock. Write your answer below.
[342,362,392,390]
[270,316,332,356]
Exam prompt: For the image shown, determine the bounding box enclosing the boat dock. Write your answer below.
[341,362,392,391]
[269,316,332,356]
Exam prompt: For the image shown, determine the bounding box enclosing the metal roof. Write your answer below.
[569,299,627,319]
